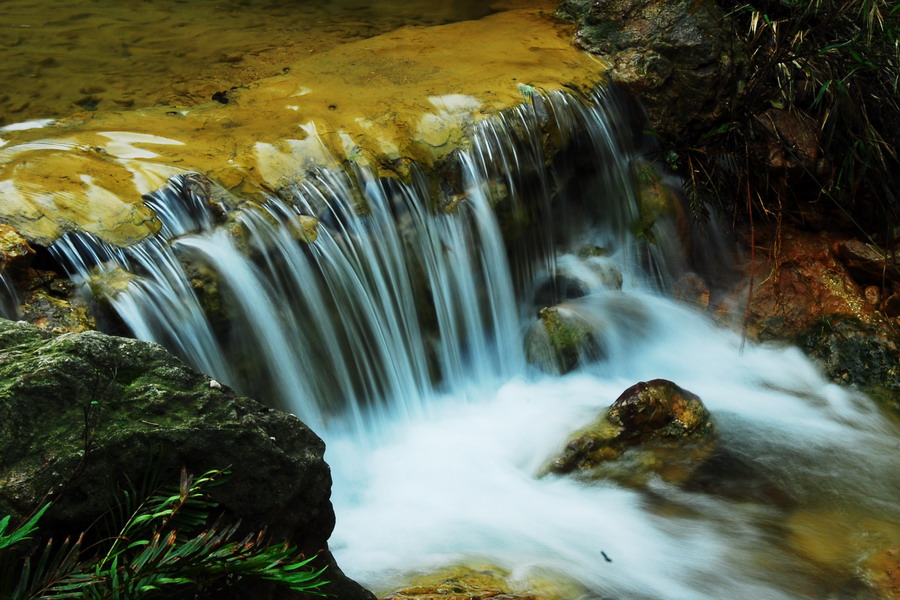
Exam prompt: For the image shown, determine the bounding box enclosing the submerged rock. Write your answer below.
[547,379,715,485]
[787,509,900,599]
[380,565,586,600]
[0,318,373,600]
[862,546,900,600]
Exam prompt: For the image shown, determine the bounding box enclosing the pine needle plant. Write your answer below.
[0,468,328,599]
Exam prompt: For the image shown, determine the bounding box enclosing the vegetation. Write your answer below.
[0,468,328,599]
[672,0,899,244]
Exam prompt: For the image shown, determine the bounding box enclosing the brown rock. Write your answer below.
[0,9,609,247]
[883,293,900,318]
[866,285,883,306]
[608,379,711,439]
[18,268,95,334]
[837,238,899,285]
[740,227,879,341]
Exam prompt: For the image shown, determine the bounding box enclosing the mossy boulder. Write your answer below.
[547,379,715,485]
[0,318,373,600]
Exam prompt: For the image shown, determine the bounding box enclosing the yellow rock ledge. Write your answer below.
[0,8,608,247]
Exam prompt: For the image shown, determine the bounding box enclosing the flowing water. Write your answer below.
[48,87,899,599]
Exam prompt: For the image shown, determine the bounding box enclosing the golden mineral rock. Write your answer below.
[0,223,34,270]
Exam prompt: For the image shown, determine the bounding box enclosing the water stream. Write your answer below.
[49,87,899,599]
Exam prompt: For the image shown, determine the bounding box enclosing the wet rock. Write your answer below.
[565,0,741,137]
[673,272,710,309]
[576,247,624,291]
[532,274,590,307]
[18,268,96,334]
[84,265,138,299]
[0,318,374,600]
[547,379,715,485]
[608,379,711,437]
[0,9,608,247]
[295,214,320,243]
[631,159,686,244]
[524,306,600,375]
[725,227,900,415]
[884,292,900,318]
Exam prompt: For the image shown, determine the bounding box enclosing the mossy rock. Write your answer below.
[524,306,602,375]
[546,379,716,485]
[0,318,373,600]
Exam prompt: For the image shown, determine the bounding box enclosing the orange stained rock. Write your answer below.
[0,7,609,246]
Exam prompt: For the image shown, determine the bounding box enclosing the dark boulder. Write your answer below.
[560,0,742,137]
[0,318,373,600]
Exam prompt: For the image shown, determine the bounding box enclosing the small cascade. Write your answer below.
[0,272,19,319]
[50,86,684,432]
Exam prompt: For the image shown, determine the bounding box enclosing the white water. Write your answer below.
[49,87,899,599]
[329,294,899,599]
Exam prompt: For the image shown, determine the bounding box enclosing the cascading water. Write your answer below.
[50,87,899,599]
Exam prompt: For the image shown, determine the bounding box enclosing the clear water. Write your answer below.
[50,88,900,599]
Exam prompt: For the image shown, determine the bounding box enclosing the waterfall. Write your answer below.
[48,86,899,599]
[50,86,680,431]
